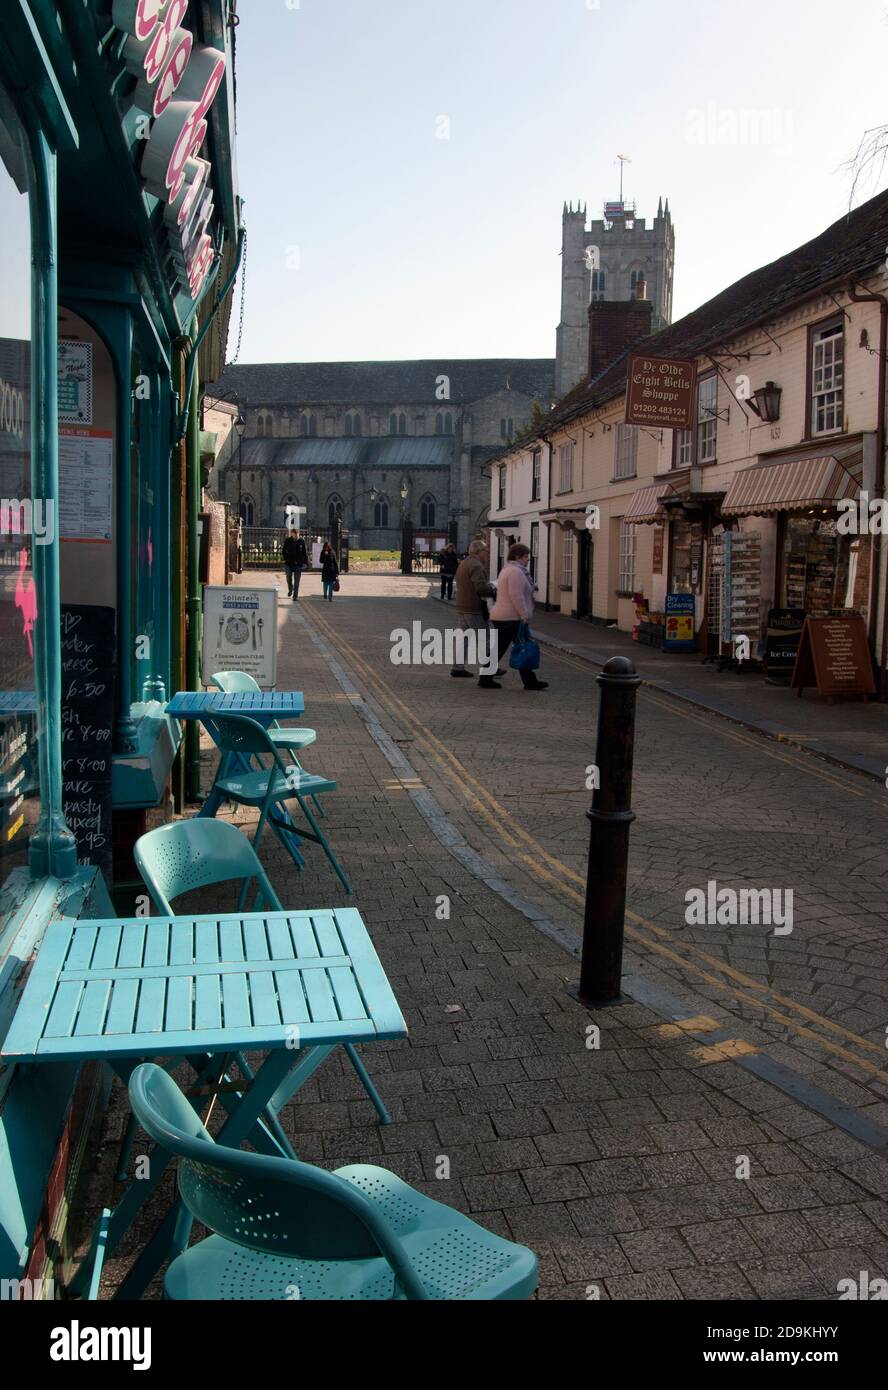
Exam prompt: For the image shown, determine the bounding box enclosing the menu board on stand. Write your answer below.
[61,605,116,887]
[791,615,876,703]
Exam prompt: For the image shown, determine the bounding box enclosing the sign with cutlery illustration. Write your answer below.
[201,586,278,687]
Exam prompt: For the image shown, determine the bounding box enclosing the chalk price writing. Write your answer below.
[64,681,107,700]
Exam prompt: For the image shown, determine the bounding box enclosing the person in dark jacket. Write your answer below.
[320,542,339,602]
[282,529,309,600]
[439,543,459,600]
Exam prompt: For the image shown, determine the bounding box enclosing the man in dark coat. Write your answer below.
[282,528,309,600]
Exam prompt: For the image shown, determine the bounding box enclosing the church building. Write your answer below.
[210,359,555,551]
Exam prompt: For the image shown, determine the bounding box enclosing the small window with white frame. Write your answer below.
[618,520,637,594]
[811,319,844,435]
[498,464,507,511]
[557,441,574,493]
[697,376,718,463]
[673,427,692,469]
[614,424,638,480]
[561,529,574,589]
[531,449,542,501]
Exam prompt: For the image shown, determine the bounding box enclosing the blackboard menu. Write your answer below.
[61,605,116,886]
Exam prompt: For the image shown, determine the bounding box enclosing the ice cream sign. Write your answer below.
[111,0,228,303]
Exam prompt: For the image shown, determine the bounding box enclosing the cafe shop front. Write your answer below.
[0,0,241,1290]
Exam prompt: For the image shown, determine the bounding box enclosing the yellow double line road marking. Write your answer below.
[307,605,888,1083]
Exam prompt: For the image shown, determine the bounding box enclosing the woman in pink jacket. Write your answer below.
[484,543,549,691]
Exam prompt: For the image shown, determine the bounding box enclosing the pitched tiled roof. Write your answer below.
[237,436,455,471]
[545,189,888,432]
[212,358,555,406]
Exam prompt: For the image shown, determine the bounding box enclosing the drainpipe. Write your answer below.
[846,282,887,698]
[26,125,76,879]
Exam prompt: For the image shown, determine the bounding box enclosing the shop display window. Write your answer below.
[0,82,40,904]
[781,515,868,618]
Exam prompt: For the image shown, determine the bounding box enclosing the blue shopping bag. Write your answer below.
[509,622,541,673]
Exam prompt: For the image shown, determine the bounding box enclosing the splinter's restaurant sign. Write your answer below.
[625,354,697,431]
[111,0,229,304]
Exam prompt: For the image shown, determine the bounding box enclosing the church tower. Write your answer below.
[555,194,675,397]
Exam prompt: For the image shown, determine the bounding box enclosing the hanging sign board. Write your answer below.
[663,593,697,652]
[201,586,278,687]
[625,355,697,430]
[791,615,876,702]
[58,340,93,425]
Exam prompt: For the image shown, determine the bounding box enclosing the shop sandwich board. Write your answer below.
[790,614,876,703]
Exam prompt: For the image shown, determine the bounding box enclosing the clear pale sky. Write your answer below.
[229,0,888,365]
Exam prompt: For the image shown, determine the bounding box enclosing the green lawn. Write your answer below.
[349,549,400,562]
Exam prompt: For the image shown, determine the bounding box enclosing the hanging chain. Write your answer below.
[215,223,248,368]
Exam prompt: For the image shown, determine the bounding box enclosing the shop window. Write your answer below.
[557,441,574,493]
[673,428,692,469]
[0,82,40,899]
[618,520,637,592]
[561,529,574,589]
[614,424,638,479]
[697,376,718,463]
[782,515,866,617]
[670,517,704,594]
[498,465,507,511]
[420,494,436,528]
[810,320,844,435]
[531,449,542,501]
[373,497,390,528]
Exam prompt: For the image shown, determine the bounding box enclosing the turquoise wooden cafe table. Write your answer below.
[1,905,406,1299]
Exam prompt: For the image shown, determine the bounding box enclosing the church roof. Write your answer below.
[237,436,455,471]
[212,358,555,406]
[545,187,888,432]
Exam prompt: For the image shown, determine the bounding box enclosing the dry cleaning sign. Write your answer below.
[201,586,278,687]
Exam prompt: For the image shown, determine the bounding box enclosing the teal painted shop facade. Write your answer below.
[0,0,240,1287]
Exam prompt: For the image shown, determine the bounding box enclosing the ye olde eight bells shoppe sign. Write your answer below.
[112,0,228,303]
[625,355,697,431]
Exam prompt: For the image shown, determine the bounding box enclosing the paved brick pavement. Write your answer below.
[84,570,888,1301]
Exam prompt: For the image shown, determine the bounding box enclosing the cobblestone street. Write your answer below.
[93,572,888,1301]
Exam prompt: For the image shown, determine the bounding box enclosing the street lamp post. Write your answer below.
[399,480,412,575]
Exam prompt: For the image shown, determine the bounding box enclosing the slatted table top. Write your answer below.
[2,908,405,1062]
[166,690,305,718]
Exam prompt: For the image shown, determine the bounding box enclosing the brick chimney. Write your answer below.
[587,285,653,381]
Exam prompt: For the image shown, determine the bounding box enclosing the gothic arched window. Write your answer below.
[420,494,436,528]
[327,495,344,527]
[240,495,255,526]
[591,269,606,301]
[373,497,390,528]
[398,413,407,434]
[435,413,443,435]
[345,412,361,437]
[256,416,265,437]
[445,412,453,433]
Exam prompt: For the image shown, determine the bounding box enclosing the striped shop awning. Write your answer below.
[623,480,685,525]
[720,452,861,517]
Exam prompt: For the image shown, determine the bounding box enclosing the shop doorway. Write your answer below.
[577,531,594,619]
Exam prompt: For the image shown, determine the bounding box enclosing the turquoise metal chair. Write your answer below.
[133,820,388,1129]
[199,712,352,895]
[128,1063,539,1301]
[209,671,324,818]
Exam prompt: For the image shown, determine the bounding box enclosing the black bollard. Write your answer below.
[577,655,641,1005]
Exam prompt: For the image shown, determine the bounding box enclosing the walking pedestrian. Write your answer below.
[320,541,339,602]
[282,527,309,601]
[439,543,459,601]
[487,543,549,691]
[451,539,497,683]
